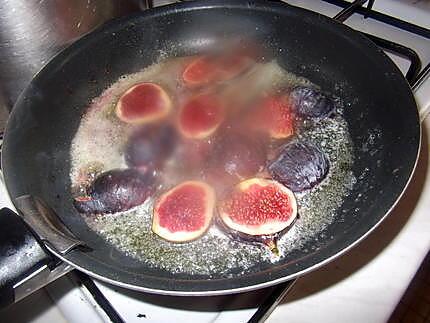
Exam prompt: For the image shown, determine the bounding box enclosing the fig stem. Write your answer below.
[265,239,280,256]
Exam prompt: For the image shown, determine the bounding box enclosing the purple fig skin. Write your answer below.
[74,168,156,214]
[125,124,176,170]
[209,131,267,179]
[215,216,298,255]
[290,86,335,120]
[268,140,329,192]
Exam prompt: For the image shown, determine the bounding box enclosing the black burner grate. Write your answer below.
[324,0,430,40]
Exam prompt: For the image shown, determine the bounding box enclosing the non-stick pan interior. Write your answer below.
[2,0,419,294]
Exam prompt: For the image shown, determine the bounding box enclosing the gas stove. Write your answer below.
[1,1,430,322]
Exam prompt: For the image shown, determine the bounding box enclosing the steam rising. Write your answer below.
[70,49,354,276]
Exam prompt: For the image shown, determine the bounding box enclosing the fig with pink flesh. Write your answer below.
[251,95,295,139]
[125,124,176,171]
[178,93,224,139]
[182,56,217,87]
[115,82,172,124]
[218,178,298,254]
[74,168,156,214]
[182,53,254,87]
[152,181,215,242]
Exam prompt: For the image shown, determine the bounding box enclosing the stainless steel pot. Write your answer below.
[0,0,144,112]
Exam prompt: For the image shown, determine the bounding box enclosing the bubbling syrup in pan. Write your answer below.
[70,56,354,275]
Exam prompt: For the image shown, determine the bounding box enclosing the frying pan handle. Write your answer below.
[0,208,72,308]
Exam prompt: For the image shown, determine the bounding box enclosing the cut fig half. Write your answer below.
[115,82,172,124]
[182,56,217,87]
[152,181,216,243]
[177,93,224,139]
[251,95,294,139]
[182,53,254,87]
[215,53,255,83]
[266,96,295,139]
[218,178,298,254]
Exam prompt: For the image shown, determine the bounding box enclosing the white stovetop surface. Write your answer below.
[1,0,430,322]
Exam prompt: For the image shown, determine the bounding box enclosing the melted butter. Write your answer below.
[70,57,355,275]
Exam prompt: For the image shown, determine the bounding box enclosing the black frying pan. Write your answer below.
[0,0,420,297]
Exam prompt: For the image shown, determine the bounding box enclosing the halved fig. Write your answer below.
[74,168,156,214]
[182,53,254,87]
[177,93,224,139]
[218,62,286,116]
[218,178,298,254]
[115,82,172,124]
[250,95,294,139]
[182,56,217,87]
[152,181,216,242]
[265,96,295,139]
[215,53,255,82]
[268,140,329,192]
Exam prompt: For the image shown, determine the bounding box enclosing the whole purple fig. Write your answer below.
[268,140,329,192]
[125,124,176,171]
[290,86,335,121]
[74,168,155,214]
